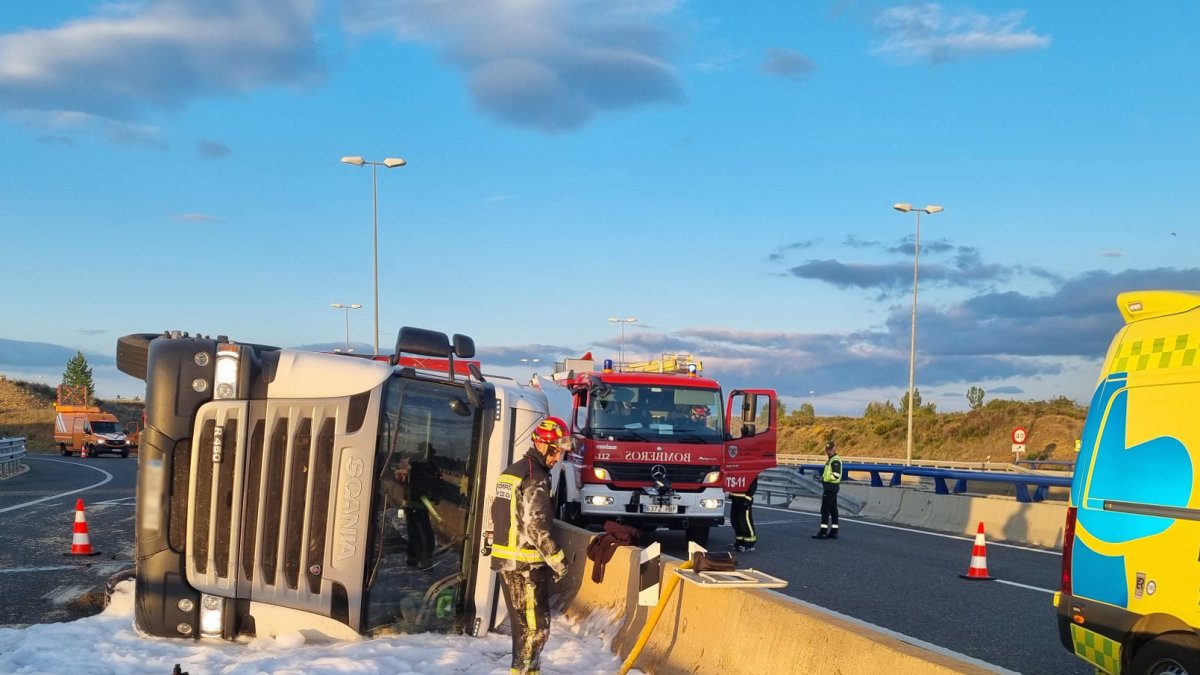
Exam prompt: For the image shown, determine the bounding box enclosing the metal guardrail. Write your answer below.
[1016,459,1076,471]
[778,453,1026,473]
[0,436,28,479]
[790,460,1072,503]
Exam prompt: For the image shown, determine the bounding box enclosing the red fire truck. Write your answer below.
[545,354,776,545]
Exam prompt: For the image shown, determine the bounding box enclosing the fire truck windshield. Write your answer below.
[588,385,723,443]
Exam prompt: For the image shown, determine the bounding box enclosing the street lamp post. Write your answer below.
[330,303,363,352]
[607,317,637,370]
[893,203,944,466]
[520,357,541,380]
[340,155,407,355]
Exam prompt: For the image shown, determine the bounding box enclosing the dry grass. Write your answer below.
[778,398,1087,462]
[0,378,143,453]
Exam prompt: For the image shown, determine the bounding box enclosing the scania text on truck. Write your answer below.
[542,354,777,545]
[1055,290,1200,675]
[115,326,554,642]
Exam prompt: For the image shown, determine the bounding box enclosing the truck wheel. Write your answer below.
[60,443,70,457]
[1130,633,1200,675]
[121,449,129,458]
[685,525,711,547]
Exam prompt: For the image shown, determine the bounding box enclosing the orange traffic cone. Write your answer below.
[65,498,100,557]
[80,445,88,459]
[959,521,993,580]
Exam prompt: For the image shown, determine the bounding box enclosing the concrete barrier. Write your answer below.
[855,483,904,521]
[838,483,1067,548]
[550,523,995,674]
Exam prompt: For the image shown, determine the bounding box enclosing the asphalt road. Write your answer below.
[643,499,1088,675]
[0,453,136,627]
[1,456,1086,674]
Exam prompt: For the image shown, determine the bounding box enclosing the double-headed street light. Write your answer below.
[330,303,363,352]
[893,203,944,466]
[608,317,637,369]
[520,357,541,380]
[340,155,407,355]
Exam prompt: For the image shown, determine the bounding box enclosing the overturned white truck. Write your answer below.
[116,327,549,641]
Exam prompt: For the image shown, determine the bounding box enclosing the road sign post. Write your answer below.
[1012,427,1028,460]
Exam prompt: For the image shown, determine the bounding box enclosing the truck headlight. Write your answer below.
[703,471,721,484]
[199,593,223,638]
[700,498,723,509]
[593,467,610,480]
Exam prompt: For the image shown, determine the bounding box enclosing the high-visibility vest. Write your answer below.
[490,452,565,570]
[822,454,842,484]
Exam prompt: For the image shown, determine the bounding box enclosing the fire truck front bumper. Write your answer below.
[579,484,726,524]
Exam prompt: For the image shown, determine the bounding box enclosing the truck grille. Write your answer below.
[597,462,719,485]
[185,394,375,629]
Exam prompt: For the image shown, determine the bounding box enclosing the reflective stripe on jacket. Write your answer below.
[822,454,843,484]
[491,448,566,573]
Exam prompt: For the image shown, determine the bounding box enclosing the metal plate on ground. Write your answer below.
[675,568,788,589]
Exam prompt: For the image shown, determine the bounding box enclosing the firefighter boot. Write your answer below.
[828,528,838,540]
[811,527,827,539]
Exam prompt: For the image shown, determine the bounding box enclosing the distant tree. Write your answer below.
[62,351,95,404]
[863,400,897,419]
[966,386,986,410]
[899,388,922,415]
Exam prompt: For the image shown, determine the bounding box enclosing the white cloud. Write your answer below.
[760,48,816,82]
[342,0,685,133]
[173,213,221,223]
[872,3,1050,64]
[0,0,322,136]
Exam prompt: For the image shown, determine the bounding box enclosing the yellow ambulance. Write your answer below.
[1055,290,1200,674]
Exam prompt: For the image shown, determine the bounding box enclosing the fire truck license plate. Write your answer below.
[643,504,678,514]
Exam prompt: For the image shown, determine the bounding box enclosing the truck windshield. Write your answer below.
[589,385,723,443]
[90,421,121,434]
[363,376,483,634]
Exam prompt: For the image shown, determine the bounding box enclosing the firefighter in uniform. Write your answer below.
[491,417,571,675]
[728,477,758,552]
[813,440,842,540]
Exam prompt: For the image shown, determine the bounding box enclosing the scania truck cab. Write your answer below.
[1055,290,1200,675]
[116,327,548,642]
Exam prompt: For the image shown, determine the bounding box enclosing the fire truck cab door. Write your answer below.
[724,389,777,493]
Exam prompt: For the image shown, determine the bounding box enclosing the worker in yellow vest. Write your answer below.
[812,440,842,540]
[491,417,571,674]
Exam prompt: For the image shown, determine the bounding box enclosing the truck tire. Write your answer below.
[1130,633,1200,675]
[60,443,70,457]
[121,449,130,458]
[685,525,711,547]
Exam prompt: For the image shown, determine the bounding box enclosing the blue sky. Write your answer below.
[2,1,1198,415]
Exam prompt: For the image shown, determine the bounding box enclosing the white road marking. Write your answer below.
[755,504,1062,556]
[41,584,92,603]
[91,497,137,506]
[0,565,80,574]
[0,562,133,575]
[996,579,1055,595]
[0,457,115,514]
